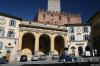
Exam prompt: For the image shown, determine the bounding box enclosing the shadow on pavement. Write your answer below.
[21,63,63,66]
[20,62,92,66]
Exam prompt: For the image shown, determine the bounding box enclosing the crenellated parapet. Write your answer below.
[37,9,82,25]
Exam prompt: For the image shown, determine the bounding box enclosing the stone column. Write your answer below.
[50,35,55,55]
[34,32,40,53]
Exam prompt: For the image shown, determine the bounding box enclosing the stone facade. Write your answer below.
[17,21,67,61]
[66,25,91,56]
[0,13,22,62]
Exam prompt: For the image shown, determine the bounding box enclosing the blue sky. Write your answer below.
[0,0,100,23]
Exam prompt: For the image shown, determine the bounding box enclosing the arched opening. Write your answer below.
[22,33,35,55]
[6,51,11,61]
[85,46,90,51]
[54,36,64,54]
[71,46,76,56]
[78,46,83,56]
[39,34,50,55]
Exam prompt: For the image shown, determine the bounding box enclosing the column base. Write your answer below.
[49,50,59,56]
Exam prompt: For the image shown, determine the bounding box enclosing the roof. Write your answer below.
[0,12,22,20]
[87,11,100,24]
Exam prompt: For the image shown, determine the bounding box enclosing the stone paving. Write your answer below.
[0,57,100,66]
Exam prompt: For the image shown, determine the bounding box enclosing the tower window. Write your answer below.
[43,14,45,18]
[59,16,61,20]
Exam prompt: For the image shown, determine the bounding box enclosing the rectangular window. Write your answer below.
[59,16,61,20]
[83,27,88,33]
[7,31,15,38]
[0,28,4,37]
[9,19,16,26]
[69,27,74,33]
[70,35,75,41]
[0,16,3,23]
[0,42,3,49]
[83,34,89,40]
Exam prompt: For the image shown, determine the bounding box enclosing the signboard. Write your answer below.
[85,51,91,56]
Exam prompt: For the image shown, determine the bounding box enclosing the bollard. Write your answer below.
[88,61,90,66]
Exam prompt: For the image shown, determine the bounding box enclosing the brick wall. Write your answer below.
[37,9,82,25]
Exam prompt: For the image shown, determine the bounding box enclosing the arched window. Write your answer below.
[71,46,76,49]
[0,42,3,49]
[71,46,76,56]
[85,46,90,51]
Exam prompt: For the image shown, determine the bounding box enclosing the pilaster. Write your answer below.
[34,32,40,52]
[18,31,23,50]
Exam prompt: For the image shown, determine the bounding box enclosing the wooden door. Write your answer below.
[6,51,11,61]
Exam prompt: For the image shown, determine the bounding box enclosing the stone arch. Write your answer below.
[71,46,76,49]
[71,46,76,56]
[22,33,35,55]
[85,46,90,51]
[54,35,65,54]
[39,34,51,55]
[21,48,32,56]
